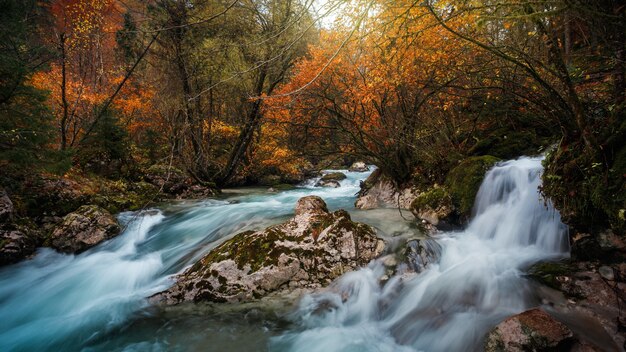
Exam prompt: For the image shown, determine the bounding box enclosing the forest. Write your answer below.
[0,0,624,351]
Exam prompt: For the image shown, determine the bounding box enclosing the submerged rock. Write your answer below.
[484,308,574,352]
[47,205,120,253]
[349,161,369,172]
[405,238,442,273]
[153,196,385,304]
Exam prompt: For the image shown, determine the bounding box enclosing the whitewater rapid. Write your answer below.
[0,158,568,351]
[272,157,569,351]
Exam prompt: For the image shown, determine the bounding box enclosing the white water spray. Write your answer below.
[272,157,569,351]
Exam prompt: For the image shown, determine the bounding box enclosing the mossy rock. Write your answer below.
[411,187,451,213]
[445,156,500,218]
[320,172,347,181]
[527,260,573,290]
[272,183,296,191]
[153,196,385,304]
[410,187,454,225]
[258,175,282,186]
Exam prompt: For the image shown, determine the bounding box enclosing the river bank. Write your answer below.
[0,160,623,351]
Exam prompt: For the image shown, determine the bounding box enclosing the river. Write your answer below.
[0,157,569,351]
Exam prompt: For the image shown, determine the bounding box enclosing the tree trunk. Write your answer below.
[59,33,69,151]
[217,65,268,186]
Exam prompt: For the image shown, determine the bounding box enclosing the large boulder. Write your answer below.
[484,308,574,351]
[47,205,120,253]
[349,162,369,172]
[355,169,419,209]
[152,196,385,304]
[445,155,500,219]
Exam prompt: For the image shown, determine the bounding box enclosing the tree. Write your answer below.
[0,0,61,175]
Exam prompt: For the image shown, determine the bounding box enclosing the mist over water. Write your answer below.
[0,159,568,351]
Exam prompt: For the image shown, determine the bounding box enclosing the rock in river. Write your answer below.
[349,161,369,172]
[315,172,346,188]
[47,205,121,253]
[484,308,574,352]
[153,196,385,304]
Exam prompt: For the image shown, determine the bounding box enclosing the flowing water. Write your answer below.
[0,157,568,351]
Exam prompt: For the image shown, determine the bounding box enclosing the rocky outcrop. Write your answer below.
[445,155,500,219]
[355,169,419,209]
[152,196,385,304]
[349,162,369,172]
[0,189,40,265]
[0,187,14,223]
[47,205,120,253]
[484,308,575,351]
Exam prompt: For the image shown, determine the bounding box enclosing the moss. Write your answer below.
[410,187,452,213]
[320,172,347,181]
[272,183,296,191]
[470,128,550,159]
[445,155,500,218]
[527,260,572,290]
[198,228,288,274]
[543,138,626,235]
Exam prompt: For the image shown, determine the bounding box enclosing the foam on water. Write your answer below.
[271,157,569,351]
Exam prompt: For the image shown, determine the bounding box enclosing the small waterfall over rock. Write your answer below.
[272,157,569,352]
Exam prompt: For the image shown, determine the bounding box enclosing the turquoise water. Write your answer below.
[0,168,418,351]
[0,159,569,351]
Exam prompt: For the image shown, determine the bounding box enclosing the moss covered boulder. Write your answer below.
[152,196,385,304]
[445,156,500,219]
[315,172,347,188]
[47,205,120,253]
[320,172,347,182]
[409,187,454,226]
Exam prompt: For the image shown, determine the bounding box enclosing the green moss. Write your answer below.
[527,260,572,290]
[410,187,451,213]
[272,183,296,191]
[320,172,347,181]
[470,128,550,159]
[543,137,626,235]
[445,156,500,217]
[198,228,288,273]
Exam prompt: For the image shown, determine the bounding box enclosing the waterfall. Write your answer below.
[0,159,570,351]
[272,157,569,351]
